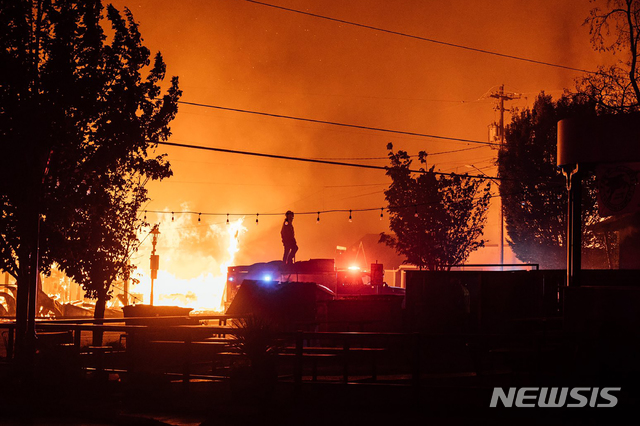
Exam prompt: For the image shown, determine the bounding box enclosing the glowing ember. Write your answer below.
[132,214,246,311]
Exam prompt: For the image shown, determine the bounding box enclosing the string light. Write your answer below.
[142,191,505,223]
[256,213,259,225]
[414,205,418,217]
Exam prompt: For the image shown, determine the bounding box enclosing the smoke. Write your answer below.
[111,0,605,267]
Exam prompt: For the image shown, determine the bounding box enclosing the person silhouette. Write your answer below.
[281,210,298,265]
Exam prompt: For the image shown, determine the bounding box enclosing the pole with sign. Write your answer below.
[150,225,160,306]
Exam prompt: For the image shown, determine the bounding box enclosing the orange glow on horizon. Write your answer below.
[107,0,606,267]
[132,215,247,312]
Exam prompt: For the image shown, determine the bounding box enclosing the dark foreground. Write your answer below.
[1,362,638,426]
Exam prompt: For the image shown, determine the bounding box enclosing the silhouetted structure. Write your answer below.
[226,280,332,327]
[335,234,406,270]
[558,113,640,284]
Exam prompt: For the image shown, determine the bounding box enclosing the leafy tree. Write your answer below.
[0,1,179,353]
[498,92,612,269]
[380,143,491,270]
[51,5,178,346]
[579,0,640,111]
[54,172,166,345]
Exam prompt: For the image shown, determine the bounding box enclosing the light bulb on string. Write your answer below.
[414,205,418,218]
[256,213,259,225]
[316,212,320,224]
[171,212,174,222]
[198,213,201,223]
[226,213,229,225]
[144,210,147,221]
[348,209,352,223]
[380,208,383,220]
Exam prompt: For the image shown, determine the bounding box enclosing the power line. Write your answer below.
[177,100,498,146]
[243,0,594,74]
[156,179,389,188]
[155,141,502,180]
[159,143,486,165]
[427,146,488,156]
[311,145,488,161]
[214,85,489,103]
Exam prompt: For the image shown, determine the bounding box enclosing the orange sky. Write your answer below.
[106,0,610,275]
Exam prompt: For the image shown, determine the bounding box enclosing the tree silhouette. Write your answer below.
[380,144,491,270]
[579,0,640,111]
[0,1,179,353]
[498,92,612,268]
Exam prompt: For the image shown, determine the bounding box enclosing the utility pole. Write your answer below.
[123,261,130,306]
[489,84,521,268]
[149,225,160,306]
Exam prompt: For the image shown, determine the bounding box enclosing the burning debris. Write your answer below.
[132,215,246,312]
[29,213,247,318]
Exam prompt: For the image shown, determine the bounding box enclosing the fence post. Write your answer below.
[412,333,420,394]
[183,335,192,393]
[294,331,303,390]
[73,326,81,350]
[343,336,350,383]
[7,325,14,360]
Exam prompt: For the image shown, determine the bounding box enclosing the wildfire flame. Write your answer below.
[35,211,246,315]
[132,214,247,312]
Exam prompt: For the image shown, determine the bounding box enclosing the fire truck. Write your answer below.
[225,258,404,307]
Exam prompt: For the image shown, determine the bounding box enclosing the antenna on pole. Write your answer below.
[489,84,522,149]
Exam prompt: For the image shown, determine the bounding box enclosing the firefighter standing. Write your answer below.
[281,210,298,265]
